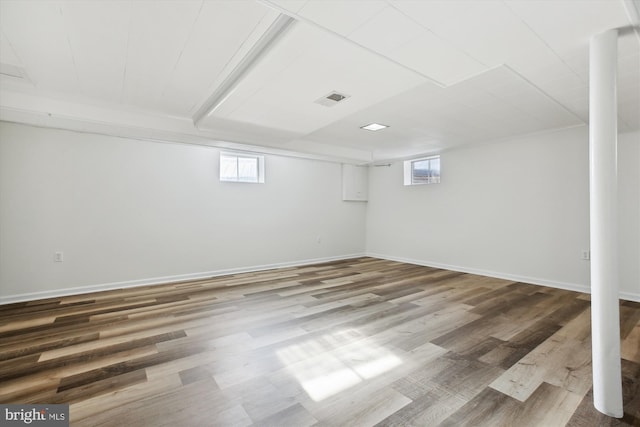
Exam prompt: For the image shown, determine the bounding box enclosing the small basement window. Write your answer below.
[403,155,440,185]
[220,151,265,183]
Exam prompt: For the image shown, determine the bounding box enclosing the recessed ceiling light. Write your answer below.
[360,123,389,131]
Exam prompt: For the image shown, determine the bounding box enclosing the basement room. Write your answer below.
[0,1,639,426]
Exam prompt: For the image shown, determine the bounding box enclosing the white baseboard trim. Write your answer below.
[3,252,637,305]
[366,252,640,303]
[0,253,366,305]
[620,291,640,303]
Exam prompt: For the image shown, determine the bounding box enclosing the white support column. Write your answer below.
[589,28,623,418]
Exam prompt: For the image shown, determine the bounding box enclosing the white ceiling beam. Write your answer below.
[192,13,295,125]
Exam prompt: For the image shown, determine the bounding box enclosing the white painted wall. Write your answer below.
[0,122,367,302]
[366,126,639,301]
[1,122,638,303]
[619,130,640,300]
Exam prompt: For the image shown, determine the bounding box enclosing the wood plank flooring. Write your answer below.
[1,257,638,426]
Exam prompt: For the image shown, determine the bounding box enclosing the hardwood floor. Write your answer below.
[1,257,638,426]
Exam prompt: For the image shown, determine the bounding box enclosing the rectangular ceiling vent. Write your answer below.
[315,91,350,107]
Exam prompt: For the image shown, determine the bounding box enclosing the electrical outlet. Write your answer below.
[54,252,64,262]
[581,250,590,260]
[316,236,322,244]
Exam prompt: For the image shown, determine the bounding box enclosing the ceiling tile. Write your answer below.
[349,6,425,54]
[266,0,309,14]
[0,30,21,66]
[505,0,632,55]
[553,48,589,82]
[120,0,203,113]
[388,29,487,85]
[0,0,79,92]
[392,0,574,77]
[296,0,387,36]
[61,1,130,103]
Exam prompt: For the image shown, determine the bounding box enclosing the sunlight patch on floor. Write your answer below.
[276,329,402,401]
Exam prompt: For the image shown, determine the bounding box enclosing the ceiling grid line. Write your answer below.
[0,27,25,71]
[344,2,393,39]
[161,0,205,99]
[500,64,586,124]
[118,0,133,104]
[258,0,443,87]
[59,4,88,98]
[386,0,494,70]
[501,0,588,85]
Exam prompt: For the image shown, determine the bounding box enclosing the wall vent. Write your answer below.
[315,91,350,107]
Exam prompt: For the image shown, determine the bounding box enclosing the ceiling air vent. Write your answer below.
[314,91,350,107]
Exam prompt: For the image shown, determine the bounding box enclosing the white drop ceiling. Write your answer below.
[0,0,638,163]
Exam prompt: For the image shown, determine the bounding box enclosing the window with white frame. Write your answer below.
[403,155,440,185]
[219,151,265,183]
